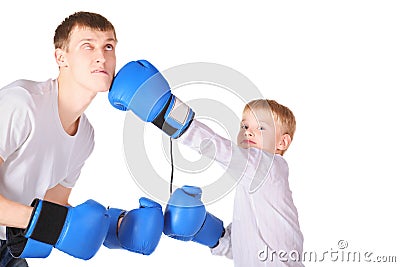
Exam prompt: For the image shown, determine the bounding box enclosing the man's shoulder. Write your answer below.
[0,79,55,107]
[1,79,54,94]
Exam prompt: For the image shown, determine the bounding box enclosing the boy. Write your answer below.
[107,60,304,266]
[0,12,163,267]
[169,99,304,266]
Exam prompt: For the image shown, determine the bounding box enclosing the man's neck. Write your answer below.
[57,76,96,136]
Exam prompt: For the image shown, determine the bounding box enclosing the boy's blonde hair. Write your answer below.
[244,99,296,154]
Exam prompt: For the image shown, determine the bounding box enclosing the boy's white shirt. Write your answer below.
[178,119,304,267]
[0,79,94,239]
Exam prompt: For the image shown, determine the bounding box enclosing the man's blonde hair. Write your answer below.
[244,98,296,144]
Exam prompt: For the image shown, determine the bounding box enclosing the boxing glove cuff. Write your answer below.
[25,199,68,244]
[103,208,126,249]
[152,95,195,138]
[193,212,224,248]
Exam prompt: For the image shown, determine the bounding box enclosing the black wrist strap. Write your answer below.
[6,199,68,257]
[26,199,68,245]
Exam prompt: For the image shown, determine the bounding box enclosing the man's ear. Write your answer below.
[276,133,292,152]
[55,48,68,67]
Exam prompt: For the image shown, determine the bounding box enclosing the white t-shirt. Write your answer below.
[0,79,94,239]
[179,119,304,267]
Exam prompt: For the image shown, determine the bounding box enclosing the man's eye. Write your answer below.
[105,44,114,51]
[83,44,93,50]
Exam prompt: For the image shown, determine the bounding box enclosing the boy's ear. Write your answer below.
[55,48,68,67]
[276,133,292,152]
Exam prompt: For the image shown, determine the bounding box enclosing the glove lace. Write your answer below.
[169,137,174,195]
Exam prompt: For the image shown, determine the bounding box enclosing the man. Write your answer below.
[0,12,163,266]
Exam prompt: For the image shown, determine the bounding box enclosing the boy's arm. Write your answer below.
[210,223,233,259]
[177,119,274,187]
[105,60,273,189]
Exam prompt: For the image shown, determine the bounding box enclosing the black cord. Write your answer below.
[169,137,174,195]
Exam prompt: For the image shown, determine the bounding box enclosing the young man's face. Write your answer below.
[59,26,117,93]
[237,107,279,154]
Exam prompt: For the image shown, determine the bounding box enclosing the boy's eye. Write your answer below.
[240,124,248,130]
[258,127,265,131]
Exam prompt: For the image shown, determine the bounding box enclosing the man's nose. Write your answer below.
[95,50,106,64]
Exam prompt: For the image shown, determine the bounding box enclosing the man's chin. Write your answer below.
[100,88,110,93]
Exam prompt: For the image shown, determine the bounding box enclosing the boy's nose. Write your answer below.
[245,129,254,136]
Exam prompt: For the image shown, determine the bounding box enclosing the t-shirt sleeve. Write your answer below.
[0,88,32,161]
[59,163,85,188]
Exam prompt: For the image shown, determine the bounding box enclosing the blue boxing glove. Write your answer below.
[108,60,194,138]
[6,199,110,260]
[103,197,163,255]
[163,186,224,248]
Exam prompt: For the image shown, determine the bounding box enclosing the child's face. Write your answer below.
[237,107,280,154]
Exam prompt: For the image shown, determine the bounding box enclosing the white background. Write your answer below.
[1,1,399,266]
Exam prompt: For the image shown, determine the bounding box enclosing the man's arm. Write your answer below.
[44,184,72,206]
[0,157,33,228]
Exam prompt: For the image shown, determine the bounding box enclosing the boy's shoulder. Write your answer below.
[273,153,288,166]
[269,153,289,179]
